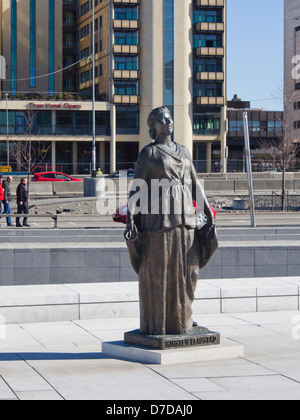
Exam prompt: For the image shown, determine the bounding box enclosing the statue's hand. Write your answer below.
[124,219,138,242]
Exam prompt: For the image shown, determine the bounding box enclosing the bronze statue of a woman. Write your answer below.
[125,107,215,337]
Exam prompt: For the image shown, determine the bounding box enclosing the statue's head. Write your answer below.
[147,107,173,140]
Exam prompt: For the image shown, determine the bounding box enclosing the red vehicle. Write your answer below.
[113,202,217,225]
[32,172,83,182]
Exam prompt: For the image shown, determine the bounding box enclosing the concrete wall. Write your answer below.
[0,242,299,287]
[7,181,84,196]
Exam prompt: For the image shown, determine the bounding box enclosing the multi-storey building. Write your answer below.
[0,0,227,175]
[1,0,63,95]
[284,0,300,145]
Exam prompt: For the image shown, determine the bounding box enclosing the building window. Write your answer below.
[114,56,139,71]
[81,71,90,84]
[116,106,139,135]
[80,1,89,17]
[194,58,222,73]
[80,47,90,60]
[267,121,283,132]
[30,0,36,88]
[294,121,300,129]
[194,9,222,24]
[11,0,17,95]
[80,24,90,39]
[114,81,139,96]
[49,0,55,94]
[164,0,174,110]
[194,34,223,49]
[194,116,220,135]
[114,6,139,20]
[248,121,260,132]
[114,31,139,46]
[194,82,222,98]
[229,120,244,132]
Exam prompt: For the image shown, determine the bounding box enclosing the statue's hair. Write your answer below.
[147,106,171,140]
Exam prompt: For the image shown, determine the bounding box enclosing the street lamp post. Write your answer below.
[91,0,96,176]
[243,112,256,228]
[5,93,9,167]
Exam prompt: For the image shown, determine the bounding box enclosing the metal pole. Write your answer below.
[6,93,9,167]
[91,0,96,175]
[243,112,256,228]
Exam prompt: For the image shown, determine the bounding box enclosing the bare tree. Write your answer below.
[10,109,51,194]
[257,89,300,211]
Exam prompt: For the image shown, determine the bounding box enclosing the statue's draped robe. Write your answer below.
[129,142,201,335]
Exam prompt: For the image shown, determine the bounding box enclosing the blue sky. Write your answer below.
[227,0,284,110]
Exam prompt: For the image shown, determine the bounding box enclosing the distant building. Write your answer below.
[284,0,300,145]
[0,0,227,175]
[225,96,283,173]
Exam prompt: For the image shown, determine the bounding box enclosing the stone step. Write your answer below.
[1,227,300,243]
[0,277,299,325]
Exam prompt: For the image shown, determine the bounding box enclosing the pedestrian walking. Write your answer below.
[2,176,13,226]
[0,175,4,228]
[16,178,30,228]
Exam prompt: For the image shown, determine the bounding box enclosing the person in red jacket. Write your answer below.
[0,175,4,227]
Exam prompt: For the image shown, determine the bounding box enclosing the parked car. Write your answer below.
[32,172,83,182]
[107,169,135,179]
[113,202,217,226]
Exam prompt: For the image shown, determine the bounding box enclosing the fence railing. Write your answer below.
[0,125,111,137]
[0,161,137,175]
[1,159,300,176]
[201,160,300,174]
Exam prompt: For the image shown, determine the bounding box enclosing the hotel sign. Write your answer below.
[28,102,82,110]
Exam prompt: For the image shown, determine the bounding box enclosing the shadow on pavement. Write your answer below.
[0,353,110,361]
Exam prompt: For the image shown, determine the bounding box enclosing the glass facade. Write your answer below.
[11,0,17,95]
[163,0,174,110]
[30,0,36,88]
[49,0,55,94]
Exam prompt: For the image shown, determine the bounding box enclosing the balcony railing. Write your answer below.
[195,0,224,8]
[195,97,225,106]
[113,95,139,105]
[195,47,224,57]
[113,44,140,55]
[113,20,140,31]
[196,71,224,82]
[113,70,140,80]
[114,0,140,5]
[195,22,224,33]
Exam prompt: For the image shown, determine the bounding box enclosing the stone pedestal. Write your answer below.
[102,338,244,365]
[124,327,220,350]
[84,177,105,197]
[102,326,244,365]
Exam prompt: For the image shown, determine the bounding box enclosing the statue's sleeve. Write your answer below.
[128,147,152,219]
[134,146,152,182]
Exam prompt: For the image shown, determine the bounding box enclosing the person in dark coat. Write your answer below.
[0,175,4,227]
[16,178,30,227]
[2,176,13,226]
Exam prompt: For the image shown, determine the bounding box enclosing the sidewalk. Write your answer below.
[1,311,300,400]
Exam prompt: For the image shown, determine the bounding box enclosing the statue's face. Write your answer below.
[155,110,174,137]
